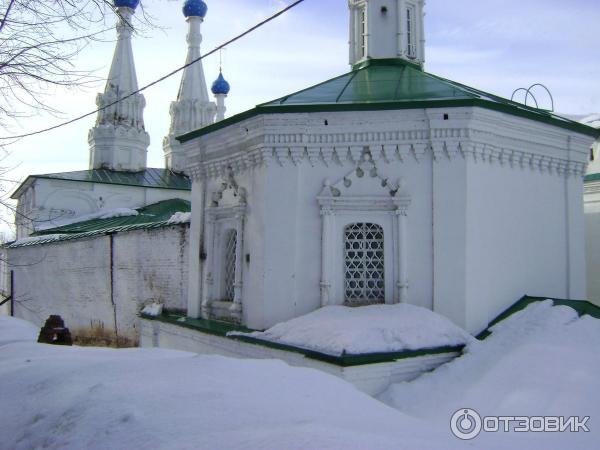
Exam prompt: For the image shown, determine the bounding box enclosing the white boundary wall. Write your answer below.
[8,225,189,345]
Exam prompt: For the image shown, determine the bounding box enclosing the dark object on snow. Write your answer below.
[37,315,73,346]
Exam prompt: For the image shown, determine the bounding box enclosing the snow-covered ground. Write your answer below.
[1,301,598,449]
[0,317,447,450]
[0,315,39,344]
[230,304,473,355]
[380,300,599,449]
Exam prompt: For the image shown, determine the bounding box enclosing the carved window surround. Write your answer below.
[317,157,411,307]
[202,170,246,323]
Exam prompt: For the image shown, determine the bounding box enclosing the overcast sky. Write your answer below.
[2,0,599,229]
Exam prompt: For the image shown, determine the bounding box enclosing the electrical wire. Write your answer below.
[0,0,306,141]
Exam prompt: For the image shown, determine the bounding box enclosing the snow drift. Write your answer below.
[231,304,473,355]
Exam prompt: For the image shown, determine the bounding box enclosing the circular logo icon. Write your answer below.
[450,408,482,440]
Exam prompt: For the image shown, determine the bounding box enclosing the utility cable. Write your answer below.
[0,0,306,141]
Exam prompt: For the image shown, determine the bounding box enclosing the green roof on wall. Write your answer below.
[5,199,191,248]
[585,173,600,183]
[11,168,191,200]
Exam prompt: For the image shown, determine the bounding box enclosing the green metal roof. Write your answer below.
[585,173,600,183]
[11,168,190,200]
[6,199,191,248]
[179,58,600,142]
[476,295,600,340]
[268,58,474,105]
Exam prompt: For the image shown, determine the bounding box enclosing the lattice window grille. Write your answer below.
[344,223,385,305]
[223,230,237,301]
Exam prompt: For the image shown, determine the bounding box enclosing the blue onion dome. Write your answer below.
[114,0,140,9]
[211,71,230,95]
[183,0,208,18]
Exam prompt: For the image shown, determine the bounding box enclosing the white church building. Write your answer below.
[3,0,599,371]
[175,0,598,335]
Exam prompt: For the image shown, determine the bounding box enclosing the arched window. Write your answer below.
[344,223,385,305]
[222,229,237,301]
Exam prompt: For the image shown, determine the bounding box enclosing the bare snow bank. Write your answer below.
[0,316,38,346]
[0,317,455,450]
[380,300,600,449]
[12,234,67,246]
[167,211,191,224]
[231,304,473,355]
[141,302,163,317]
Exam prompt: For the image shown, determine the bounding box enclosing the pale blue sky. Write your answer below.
[2,0,599,232]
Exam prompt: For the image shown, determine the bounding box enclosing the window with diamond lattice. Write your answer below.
[344,223,385,305]
[222,230,237,301]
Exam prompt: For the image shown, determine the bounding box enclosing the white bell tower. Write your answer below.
[348,0,425,67]
[88,2,150,172]
[163,0,216,173]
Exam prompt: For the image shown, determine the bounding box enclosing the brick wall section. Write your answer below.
[9,225,189,346]
[113,225,189,341]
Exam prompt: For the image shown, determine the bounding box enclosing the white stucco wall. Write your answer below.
[0,248,9,316]
[185,107,592,334]
[584,180,600,304]
[257,147,433,329]
[8,225,189,345]
[464,160,582,331]
[14,178,190,239]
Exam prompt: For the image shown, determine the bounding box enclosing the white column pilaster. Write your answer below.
[320,207,333,306]
[230,214,244,320]
[201,215,215,319]
[396,204,409,303]
[187,179,205,318]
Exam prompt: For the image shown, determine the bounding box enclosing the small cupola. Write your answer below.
[348,0,425,68]
[183,0,208,19]
[212,70,230,121]
[114,0,140,10]
[211,71,230,96]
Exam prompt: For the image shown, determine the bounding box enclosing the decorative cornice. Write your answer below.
[185,114,589,180]
[188,143,586,181]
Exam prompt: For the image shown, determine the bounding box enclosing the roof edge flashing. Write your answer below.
[351,57,423,71]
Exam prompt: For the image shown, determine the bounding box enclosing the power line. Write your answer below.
[0,0,306,141]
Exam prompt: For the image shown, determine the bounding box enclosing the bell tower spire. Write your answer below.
[163,0,216,173]
[88,0,150,172]
[348,0,425,67]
